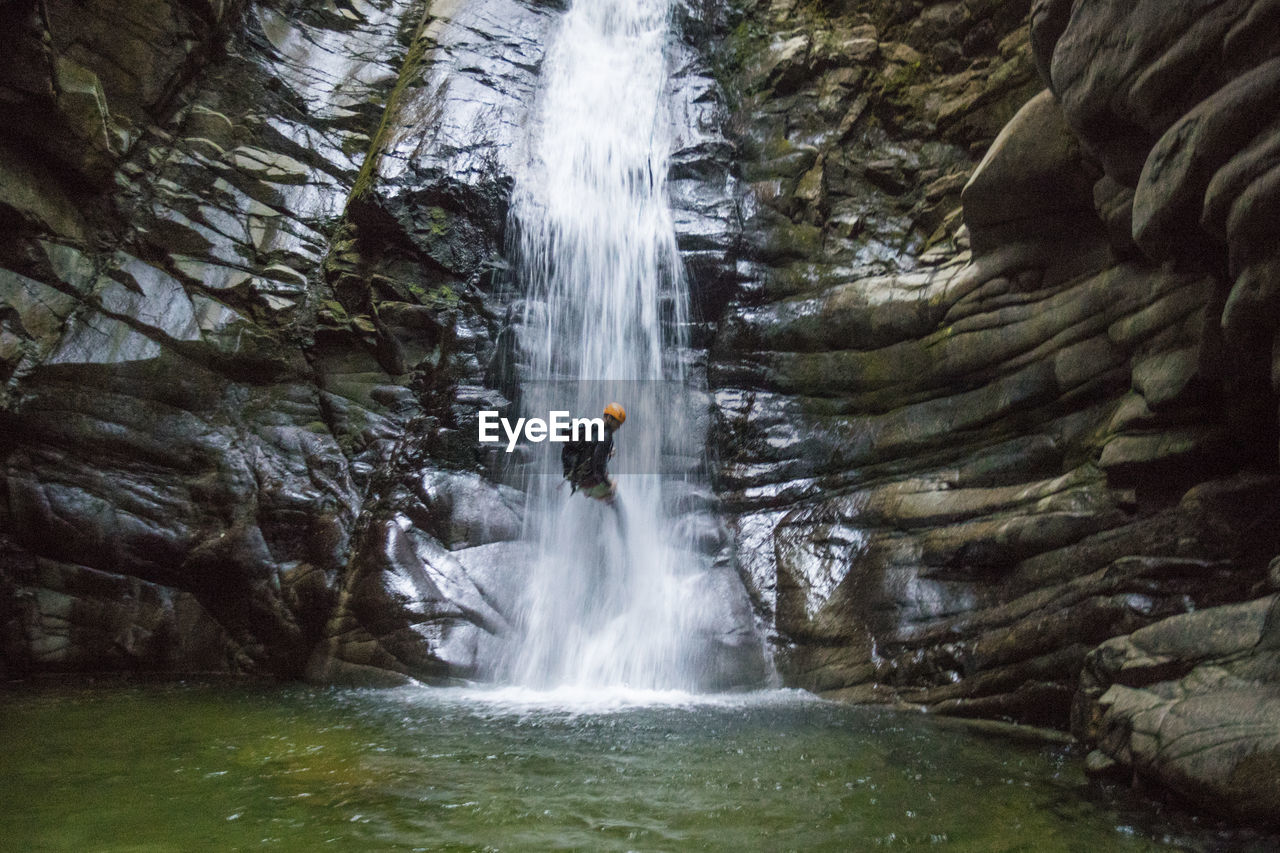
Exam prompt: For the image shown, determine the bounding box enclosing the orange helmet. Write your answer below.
[603,402,626,425]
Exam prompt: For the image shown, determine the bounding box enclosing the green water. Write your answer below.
[0,683,1247,851]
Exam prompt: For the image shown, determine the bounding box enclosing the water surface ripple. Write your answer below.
[1,683,1250,851]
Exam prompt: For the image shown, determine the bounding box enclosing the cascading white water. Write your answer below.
[494,0,717,689]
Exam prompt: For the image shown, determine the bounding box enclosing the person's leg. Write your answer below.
[581,479,615,502]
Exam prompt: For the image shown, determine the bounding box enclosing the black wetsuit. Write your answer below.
[562,426,615,490]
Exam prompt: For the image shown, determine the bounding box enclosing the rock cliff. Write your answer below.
[0,0,522,681]
[0,0,755,685]
[709,0,1280,824]
[3,0,1280,825]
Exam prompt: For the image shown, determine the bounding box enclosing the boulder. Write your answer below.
[961,89,1098,254]
[1074,595,1280,826]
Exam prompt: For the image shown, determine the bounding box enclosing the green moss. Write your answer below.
[401,281,459,309]
[724,16,768,67]
[427,284,458,308]
[764,221,824,261]
[346,10,433,207]
[709,13,769,109]
[424,206,450,236]
[879,60,924,101]
[340,133,370,159]
[762,131,797,161]
[320,299,349,321]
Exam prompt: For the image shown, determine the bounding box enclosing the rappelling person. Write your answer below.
[561,402,626,504]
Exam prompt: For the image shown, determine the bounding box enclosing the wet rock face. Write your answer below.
[710,0,1280,756]
[1032,0,1280,366]
[0,0,547,681]
[1073,589,1280,825]
[0,0,763,687]
[4,0,1279,813]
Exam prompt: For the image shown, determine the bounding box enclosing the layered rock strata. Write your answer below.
[4,0,1280,825]
[1,0,519,680]
[708,0,1280,821]
[0,0,758,685]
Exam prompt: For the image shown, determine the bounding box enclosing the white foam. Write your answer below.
[386,684,822,718]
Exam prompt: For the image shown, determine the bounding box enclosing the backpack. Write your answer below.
[561,439,594,491]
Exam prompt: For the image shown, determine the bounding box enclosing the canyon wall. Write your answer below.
[710,0,1280,822]
[0,0,755,685]
[0,0,520,681]
[3,0,1280,823]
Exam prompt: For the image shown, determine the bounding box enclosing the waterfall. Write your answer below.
[493,0,718,689]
